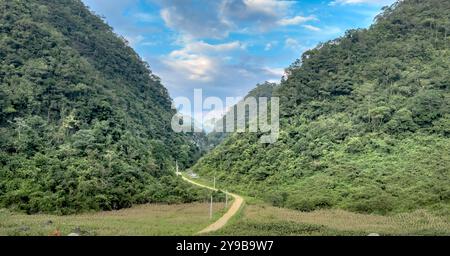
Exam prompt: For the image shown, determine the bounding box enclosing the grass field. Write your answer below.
[0,202,228,236]
[2,202,449,236]
[211,203,450,236]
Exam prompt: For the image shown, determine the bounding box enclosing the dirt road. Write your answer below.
[181,175,244,234]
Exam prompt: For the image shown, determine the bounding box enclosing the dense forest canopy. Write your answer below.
[192,0,450,215]
[205,81,278,150]
[0,0,207,214]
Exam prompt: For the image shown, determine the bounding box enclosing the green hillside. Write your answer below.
[205,82,278,150]
[0,0,207,214]
[192,0,450,215]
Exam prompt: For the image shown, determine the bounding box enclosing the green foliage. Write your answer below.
[0,0,204,214]
[205,82,277,150]
[193,0,450,215]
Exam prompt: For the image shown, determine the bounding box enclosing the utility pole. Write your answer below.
[175,160,179,176]
[211,175,216,219]
[225,190,228,208]
[209,194,213,219]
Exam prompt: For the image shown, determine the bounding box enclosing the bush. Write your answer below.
[345,188,395,214]
[263,191,288,207]
[286,194,334,212]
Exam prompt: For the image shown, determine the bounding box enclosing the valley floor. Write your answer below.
[2,202,448,236]
[0,203,227,236]
[210,203,450,236]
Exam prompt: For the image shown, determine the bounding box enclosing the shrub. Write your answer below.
[286,194,335,212]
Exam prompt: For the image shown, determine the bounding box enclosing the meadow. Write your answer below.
[0,202,228,236]
[211,202,450,236]
[2,200,448,236]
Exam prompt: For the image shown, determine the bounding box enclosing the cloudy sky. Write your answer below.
[82,0,395,125]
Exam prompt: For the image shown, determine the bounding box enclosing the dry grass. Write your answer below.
[2,201,448,236]
[0,202,227,236]
[214,204,450,236]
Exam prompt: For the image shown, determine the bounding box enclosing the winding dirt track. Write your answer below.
[181,175,244,234]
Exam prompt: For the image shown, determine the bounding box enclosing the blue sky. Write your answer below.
[82,0,395,123]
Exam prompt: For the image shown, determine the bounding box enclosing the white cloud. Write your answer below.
[219,0,293,34]
[168,55,215,82]
[263,40,278,51]
[183,41,243,53]
[285,38,302,51]
[156,0,302,39]
[277,15,317,26]
[263,67,285,77]
[302,24,321,32]
[283,38,316,53]
[160,2,231,39]
[162,40,244,82]
[152,38,285,101]
[241,0,291,16]
[165,52,216,82]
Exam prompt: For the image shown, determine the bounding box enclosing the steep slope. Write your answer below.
[0,0,206,214]
[206,82,278,150]
[192,0,450,215]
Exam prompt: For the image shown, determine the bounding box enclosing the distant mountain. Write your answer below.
[205,82,278,150]
[0,0,206,214]
[192,0,450,215]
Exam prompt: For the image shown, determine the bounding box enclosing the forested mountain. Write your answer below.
[0,0,206,214]
[205,82,278,150]
[192,0,450,215]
